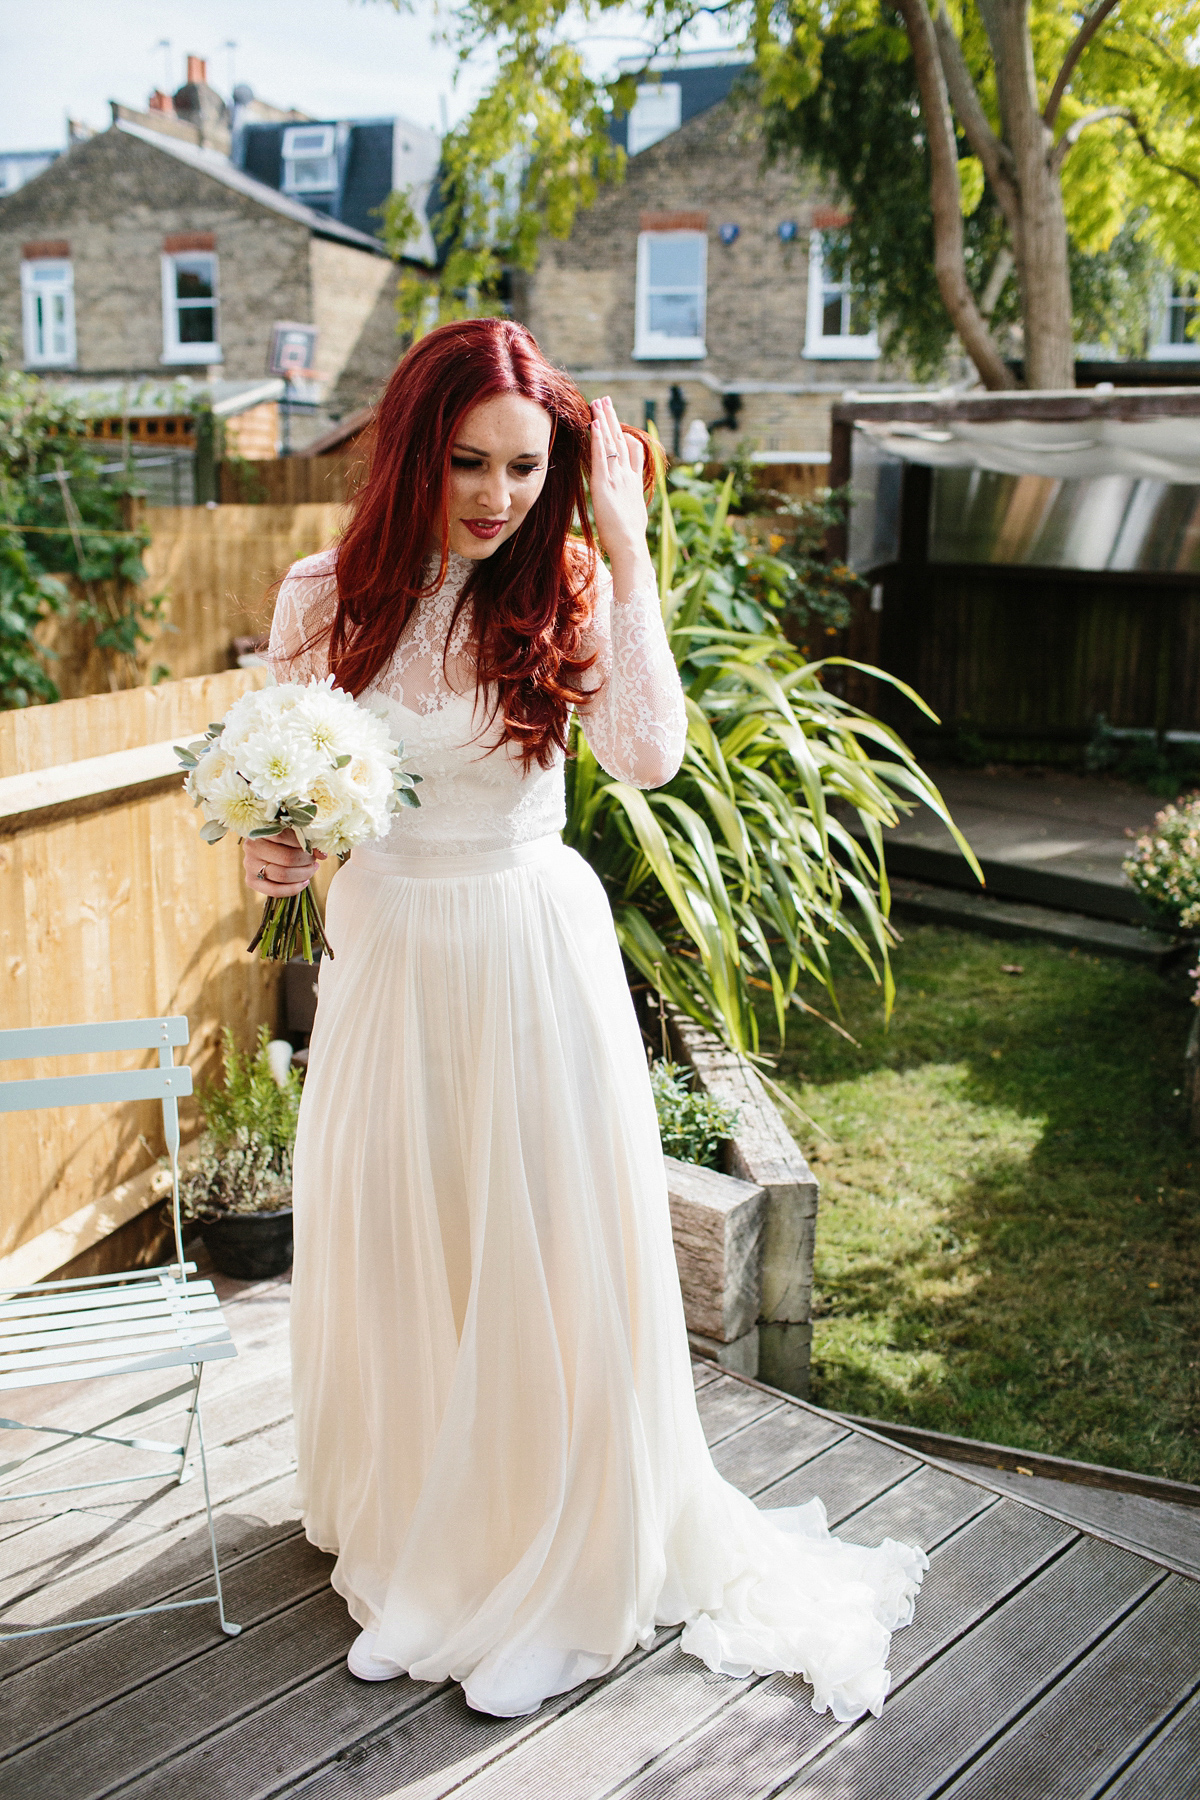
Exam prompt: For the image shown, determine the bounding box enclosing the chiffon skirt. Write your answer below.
[290,833,927,1720]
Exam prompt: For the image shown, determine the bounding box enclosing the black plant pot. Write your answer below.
[199,1208,293,1280]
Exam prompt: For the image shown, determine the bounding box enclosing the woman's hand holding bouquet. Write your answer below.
[176,677,420,962]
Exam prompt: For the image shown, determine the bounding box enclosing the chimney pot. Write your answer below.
[186,55,207,85]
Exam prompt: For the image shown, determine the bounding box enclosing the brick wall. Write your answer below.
[0,129,407,415]
[523,96,898,455]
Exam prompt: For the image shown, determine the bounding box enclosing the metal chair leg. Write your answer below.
[191,1387,241,1636]
[175,1363,203,1484]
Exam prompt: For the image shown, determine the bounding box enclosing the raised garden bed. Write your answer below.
[666,1010,820,1397]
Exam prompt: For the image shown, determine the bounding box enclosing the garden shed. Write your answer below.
[831,389,1200,764]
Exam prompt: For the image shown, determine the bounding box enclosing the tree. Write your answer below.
[392,0,1200,388]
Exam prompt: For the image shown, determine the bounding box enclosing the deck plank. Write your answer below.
[937,1573,1200,1799]
[944,1459,1200,1577]
[0,1415,297,1631]
[1102,1687,1200,1798]
[477,1501,1074,1800]
[757,1429,919,1523]
[0,1468,302,1678]
[832,1464,996,1550]
[5,1273,1198,1800]
[710,1407,848,1496]
[0,1530,324,1759]
[775,1538,1162,1798]
[2,1585,361,1799]
[693,1377,783,1447]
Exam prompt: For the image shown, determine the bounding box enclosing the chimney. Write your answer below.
[147,90,175,116]
[187,55,207,85]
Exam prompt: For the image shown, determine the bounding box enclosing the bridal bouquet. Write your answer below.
[176,677,420,962]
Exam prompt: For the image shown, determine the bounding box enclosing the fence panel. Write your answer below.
[0,668,299,1284]
[37,502,344,701]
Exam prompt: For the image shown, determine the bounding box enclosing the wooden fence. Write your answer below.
[0,668,307,1286]
[217,453,365,507]
[39,502,345,701]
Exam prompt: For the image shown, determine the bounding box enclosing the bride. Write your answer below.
[249,317,926,1722]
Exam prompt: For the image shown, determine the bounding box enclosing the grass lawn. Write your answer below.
[765,924,1200,1483]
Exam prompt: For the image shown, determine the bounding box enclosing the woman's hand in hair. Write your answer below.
[589,397,655,596]
[243,828,325,897]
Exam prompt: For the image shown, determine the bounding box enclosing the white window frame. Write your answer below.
[1148,274,1200,361]
[628,83,683,155]
[633,230,707,361]
[804,230,879,361]
[281,124,338,195]
[161,252,222,365]
[20,259,76,368]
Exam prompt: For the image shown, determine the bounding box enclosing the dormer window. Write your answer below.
[628,83,682,155]
[282,125,337,195]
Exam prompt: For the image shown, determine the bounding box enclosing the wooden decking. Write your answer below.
[3,1267,1199,1800]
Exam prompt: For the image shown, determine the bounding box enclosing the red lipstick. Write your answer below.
[463,519,506,540]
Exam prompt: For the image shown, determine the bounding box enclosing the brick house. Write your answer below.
[0,71,432,449]
[522,53,899,459]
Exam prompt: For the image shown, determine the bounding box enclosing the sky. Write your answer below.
[0,0,703,150]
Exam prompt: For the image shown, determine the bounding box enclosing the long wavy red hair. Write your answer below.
[327,317,654,767]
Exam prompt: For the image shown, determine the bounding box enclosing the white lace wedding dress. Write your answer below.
[267,546,927,1721]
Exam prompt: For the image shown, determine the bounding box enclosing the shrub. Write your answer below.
[1122,796,1200,931]
[650,1059,739,1168]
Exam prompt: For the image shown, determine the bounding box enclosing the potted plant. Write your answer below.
[176,1026,301,1279]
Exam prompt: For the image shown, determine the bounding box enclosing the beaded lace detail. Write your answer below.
[267,545,686,858]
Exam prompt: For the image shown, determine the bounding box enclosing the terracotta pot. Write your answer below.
[199,1207,293,1280]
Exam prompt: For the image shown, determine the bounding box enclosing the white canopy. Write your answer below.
[855,416,1200,485]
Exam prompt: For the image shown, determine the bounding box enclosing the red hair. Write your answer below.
[328,317,655,768]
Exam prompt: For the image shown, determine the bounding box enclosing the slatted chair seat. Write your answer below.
[0,1015,241,1640]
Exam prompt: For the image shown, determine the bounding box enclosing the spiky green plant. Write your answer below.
[565,450,979,1057]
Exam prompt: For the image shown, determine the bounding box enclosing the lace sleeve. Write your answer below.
[576,560,687,789]
[267,550,338,684]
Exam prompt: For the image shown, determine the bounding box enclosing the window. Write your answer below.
[281,125,337,194]
[804,230,878,360]
[21,259,75,368]
[634,231,707,360]
[1148,276,1200,360]
[161,252,221,363]
[628,83,682,155]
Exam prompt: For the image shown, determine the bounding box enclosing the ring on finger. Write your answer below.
[257,866,269,882]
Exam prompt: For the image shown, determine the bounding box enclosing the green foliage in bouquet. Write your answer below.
[565,448,980,1057]
[177,1027,301,1220]
[649,1059,739,1170]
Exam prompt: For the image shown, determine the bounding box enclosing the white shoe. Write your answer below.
[347,1629,405,1682]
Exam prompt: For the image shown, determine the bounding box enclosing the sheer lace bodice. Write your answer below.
[267,545,687,858]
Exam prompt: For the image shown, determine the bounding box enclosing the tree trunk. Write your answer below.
[978,0,1076,388]
[895,0,1016,389]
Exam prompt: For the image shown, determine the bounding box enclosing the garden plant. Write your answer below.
[565,449,979,1056]
[0,360,169,705]
[177,1027,301,1223]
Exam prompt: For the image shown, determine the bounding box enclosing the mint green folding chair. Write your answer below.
[0,1015,240,1639]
